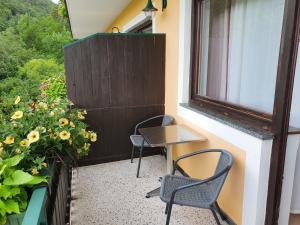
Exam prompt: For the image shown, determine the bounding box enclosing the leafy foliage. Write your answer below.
[18,58,64,81]
[0,155,47,225]
[0,78,40,103]
[17,14,72,63]
[0,94,97,224]
[0,28,38,79]
[0,96,96,167]
[42,74,67,100]
[0,0,71,80]
[0,0,54,32]
[0,1,86,224]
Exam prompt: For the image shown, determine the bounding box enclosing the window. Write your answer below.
[190,0,285,119]
[129,20,152,33]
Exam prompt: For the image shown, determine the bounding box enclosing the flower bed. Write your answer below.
[0,95,96,224]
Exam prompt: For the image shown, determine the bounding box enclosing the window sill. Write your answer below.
[180,103,274,140]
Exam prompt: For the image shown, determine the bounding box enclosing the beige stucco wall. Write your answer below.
[107,1,245,224]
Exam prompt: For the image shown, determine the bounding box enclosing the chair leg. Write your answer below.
[166,203,173,225]
[136,147,143,178]
[131,146,135,163]
[215,202,226,220]
[210,207,221,225]
[165,203,169,215]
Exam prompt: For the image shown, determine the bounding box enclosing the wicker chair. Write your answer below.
[130,115,174,178]
[160,149,233,225]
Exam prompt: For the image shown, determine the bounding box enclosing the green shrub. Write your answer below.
[18,58,64,82]
[0,77,40,103]
[41,73,67,100]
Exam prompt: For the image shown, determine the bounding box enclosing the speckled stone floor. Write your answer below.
[70,155,228,225]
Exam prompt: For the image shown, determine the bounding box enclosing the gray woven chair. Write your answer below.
[160,149,233,225]
[130,115,174,178]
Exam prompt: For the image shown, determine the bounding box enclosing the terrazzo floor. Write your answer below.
[70,155,229,225]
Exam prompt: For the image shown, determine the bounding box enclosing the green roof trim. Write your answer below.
[64,32,166,48]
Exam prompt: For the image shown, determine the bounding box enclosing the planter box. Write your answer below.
[4,187,47,225]
[5,163,56,225]
[5,213,25,225]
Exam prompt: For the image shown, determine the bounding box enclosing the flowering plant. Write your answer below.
[0,95,97,174]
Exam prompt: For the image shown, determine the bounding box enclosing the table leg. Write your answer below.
[145,187,161,198]
[146,144,173,198]
[166,144,173,174]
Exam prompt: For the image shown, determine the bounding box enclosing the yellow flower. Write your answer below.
[70,122,75,128]
[49,111,55,117]
[50,132,58,139]
[42,162,48,168]
[83,143,91,151]
[35,126,46,133]
[90,132,97,142]
[38,102,48,110]
[27,131,40,143]
[69,140,72,145]
[4,136,14,145]
[0,143,3,154]
[14,96,21,105]
[59,118,69,127]
[11,111,23,120]
[78,112,85,120]
[54,98,61,105]
[15,148,21,154]
[83,110,87,115]
[59,131,71,140]
[81,129,89,139]
[31,168,39,175]
[20,139,30,147]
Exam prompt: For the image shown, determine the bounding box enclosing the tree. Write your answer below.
[0,0,54,32]
[18,58,64,82]
[17,14,72,63]
[0,28,38,79]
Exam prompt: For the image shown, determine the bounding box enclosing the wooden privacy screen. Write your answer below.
[64,33,166,166]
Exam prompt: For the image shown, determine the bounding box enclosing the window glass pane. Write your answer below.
[197,0,285,113]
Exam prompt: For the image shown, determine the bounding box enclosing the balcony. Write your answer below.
[70,155,229,225]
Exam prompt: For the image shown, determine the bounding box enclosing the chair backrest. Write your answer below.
[208,150,233,202]
[161,115,174,127]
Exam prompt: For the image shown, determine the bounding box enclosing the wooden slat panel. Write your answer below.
[80,105,164,165]
[64,47,76,101]
[71,45,84,107]
[90,36,110,108]
[64,34,166,165]
[79,40,94,108]
[107,36,126,107]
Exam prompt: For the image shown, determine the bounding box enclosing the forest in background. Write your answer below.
[0,0,72,101]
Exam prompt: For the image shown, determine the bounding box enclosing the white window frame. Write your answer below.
[122,12,156,33]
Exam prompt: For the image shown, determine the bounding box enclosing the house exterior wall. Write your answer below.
[106,1,271,224]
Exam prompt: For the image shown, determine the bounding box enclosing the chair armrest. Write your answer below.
[172,149,222,175]
[169,166,231,204]
[133,115,166,134]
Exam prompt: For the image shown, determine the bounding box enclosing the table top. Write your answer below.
[139,125,207,147]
